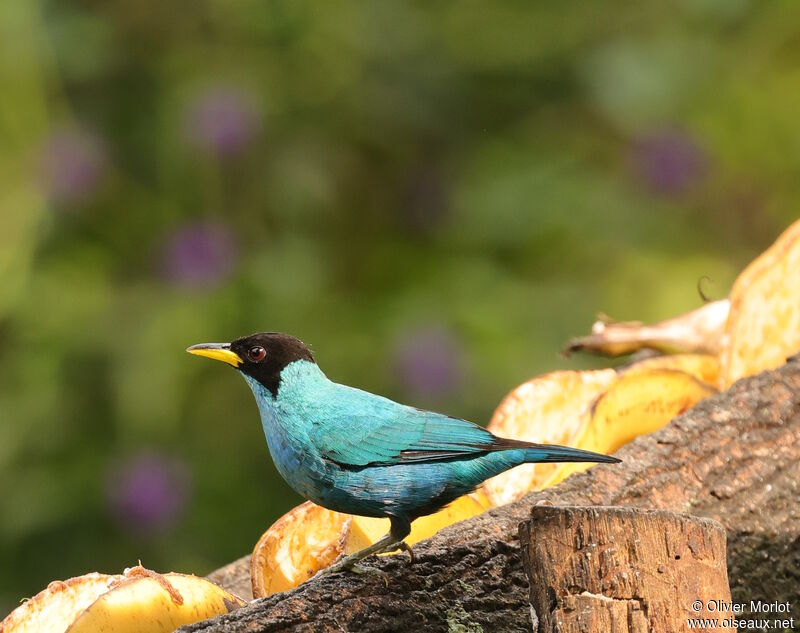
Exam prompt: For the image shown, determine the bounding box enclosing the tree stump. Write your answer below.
[520,506,731,632]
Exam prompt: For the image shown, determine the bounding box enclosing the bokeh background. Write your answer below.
[2,0,798,613]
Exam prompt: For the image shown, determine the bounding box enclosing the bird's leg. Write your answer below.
[323,532,399,576]
[316,515,411,577]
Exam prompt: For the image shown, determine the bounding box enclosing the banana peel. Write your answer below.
[588,368,716,451]
[1,567,245,633]
[720,218,800,386]
[564,300,730,357]
[540,367,716,489]
[620,352,720,386]
[251,493,488,597]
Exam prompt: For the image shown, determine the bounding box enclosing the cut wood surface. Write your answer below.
[521,506,731,632]
[186,358,800,632]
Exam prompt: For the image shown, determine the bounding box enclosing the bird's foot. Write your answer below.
[312,529,407,584]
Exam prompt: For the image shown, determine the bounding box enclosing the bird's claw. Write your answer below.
[396,541,415,564]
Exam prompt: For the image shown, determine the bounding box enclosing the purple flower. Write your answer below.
[184,85,259,156]
[632,129,708,196]
[393,325,463,398]
[39,128,106,204]
[161,221,238,288]
[106,452,191,535]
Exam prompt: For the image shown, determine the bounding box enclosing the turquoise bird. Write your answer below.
[187,332,619,574]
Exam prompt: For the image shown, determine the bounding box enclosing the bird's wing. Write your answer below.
[313,384,502,468]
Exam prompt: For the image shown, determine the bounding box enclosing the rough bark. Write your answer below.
[184,358,800,632]
[520,506,731,632]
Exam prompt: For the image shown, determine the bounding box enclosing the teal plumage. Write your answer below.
[188,332,620,573]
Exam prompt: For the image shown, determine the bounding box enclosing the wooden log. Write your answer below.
[185,358,800,632]
[520,506,731,632]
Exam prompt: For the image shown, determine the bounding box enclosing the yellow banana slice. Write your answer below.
[250,501,349,597]
[620,352,720,386]
[542,368,716,488]
[0,573,122,633]
[65,567,245,633]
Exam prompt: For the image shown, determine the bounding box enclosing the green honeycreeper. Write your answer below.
[187,332,620,574]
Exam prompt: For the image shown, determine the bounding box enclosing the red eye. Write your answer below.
[248,346,266,362]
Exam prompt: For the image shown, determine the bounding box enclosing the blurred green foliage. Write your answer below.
[1,0,797,614]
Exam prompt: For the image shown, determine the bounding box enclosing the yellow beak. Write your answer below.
[186,343,243,367]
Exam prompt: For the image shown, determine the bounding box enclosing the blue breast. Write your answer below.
[242,370,330,502]
[242,362,526,519]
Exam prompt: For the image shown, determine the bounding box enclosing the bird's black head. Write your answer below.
[187,332,315,397]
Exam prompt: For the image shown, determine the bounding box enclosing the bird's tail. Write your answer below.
[490,437,620,464]
[521,442,620,464]
[456,437,620,491]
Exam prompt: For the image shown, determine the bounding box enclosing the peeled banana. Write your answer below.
[0,573,122,633]
[65,567,245,633]
[0,566,245,633]
[540,367,716,489]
